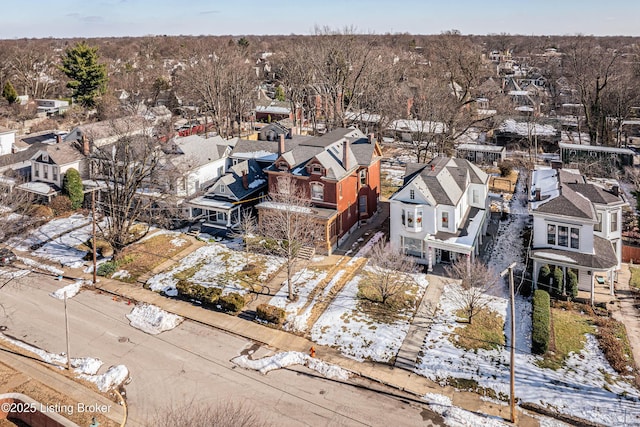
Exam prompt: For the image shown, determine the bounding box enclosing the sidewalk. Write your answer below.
[93,276,539,425]
[611,263,640,371]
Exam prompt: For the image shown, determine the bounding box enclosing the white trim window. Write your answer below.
[441,211,449,229]
[610,212,618,232]
[310,182,324,201]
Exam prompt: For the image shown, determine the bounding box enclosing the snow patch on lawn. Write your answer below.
[346,231,385,266]
[311,271,429,362]
[17,257,64,276]
[0,269,30,280]
[8,214,90,252]
[170,237,188,247]
[49,280,87,299]
[111,270,131,280]
[148,242,284,296]
[232,351,350,381]
[126,304,183,335]
[269,268,328,332]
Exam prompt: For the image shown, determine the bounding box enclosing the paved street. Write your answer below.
[0,271,443,426]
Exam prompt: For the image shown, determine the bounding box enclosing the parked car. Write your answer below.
[0,248,16,266]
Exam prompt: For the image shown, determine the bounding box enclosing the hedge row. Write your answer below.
[256,304,286,325]
[532,289,551,355]
[175,280,245,312]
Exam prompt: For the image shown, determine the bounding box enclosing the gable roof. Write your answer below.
[209,158,266,201]
[165,134,231,170]
[399,157,487,206]
[33,141,85,165]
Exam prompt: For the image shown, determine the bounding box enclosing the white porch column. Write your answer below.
[609,269,615,296]
[532,260,539,289]
[427,245,433,272]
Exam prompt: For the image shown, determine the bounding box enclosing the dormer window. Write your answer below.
[220,184,226,193]
[410,189,415,200]
[42,154,49,162]
[277,162,289,171]
[311,164,322,175]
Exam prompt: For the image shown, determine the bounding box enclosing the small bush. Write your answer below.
[594,317,636,375]
[97,261,118,277]
[552,267,564,297]
[30,204,54,219]
[532,290,551,354]
[538,264,551,292]
[566,270,578,300]
[50,195,73,216]
[218,293,245,313]
[176,280,221,305]
[498,162,513,177]
[256,304,286,325]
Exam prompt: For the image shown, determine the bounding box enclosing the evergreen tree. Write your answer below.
[59,42,108,108]
[2,81,18,104]
[63,168,84,209]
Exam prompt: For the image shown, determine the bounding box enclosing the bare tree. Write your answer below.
[258,175,321,300]
[445,258,499,324]
[90,122,165,254]
[360,238,418,308]
[0,177,40,242]
[229,208,258,264]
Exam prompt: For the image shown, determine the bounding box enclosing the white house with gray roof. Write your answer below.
[529,165,625,302]
[389,156,490,270]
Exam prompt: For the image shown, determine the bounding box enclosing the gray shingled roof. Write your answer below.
[38,141,85,165]
[532,236,618,269]
[534,185,595,220]
[209,158,266,201]
[567,183,623,205]
[402,157,484,206]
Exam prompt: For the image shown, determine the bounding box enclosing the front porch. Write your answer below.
[187,196,241,231]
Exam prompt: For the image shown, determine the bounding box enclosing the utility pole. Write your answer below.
[64,291,71,371]
[500,262,517,424]
[92,189,97,284]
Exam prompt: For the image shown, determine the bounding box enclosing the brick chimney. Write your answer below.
[55,133,62,144]
[611,184,619,197]
[278,133,285,157]
[551,160,563,170]
[535,187,541,201]
[82,135,90,156]
[242,170,249,190]
[343,139,350,171]
[430,164,435,172]
[367,133,375,144]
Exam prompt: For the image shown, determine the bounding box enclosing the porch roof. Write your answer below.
[17,181,59,196]
[187,196,235,211]
[531,236,618,270]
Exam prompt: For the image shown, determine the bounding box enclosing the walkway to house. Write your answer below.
[394,274,447,370]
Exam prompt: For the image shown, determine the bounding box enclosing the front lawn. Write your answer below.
[111,233,191,283]
[537,307,594,370]
[452,308,505,351]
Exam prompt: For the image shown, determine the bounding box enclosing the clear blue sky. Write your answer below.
[2,0,638,39]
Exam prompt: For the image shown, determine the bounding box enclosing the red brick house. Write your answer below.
[258,128,382,254]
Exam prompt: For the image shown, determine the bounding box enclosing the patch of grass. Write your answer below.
[356,272,419,323]
[173,261,205,281]
[445,377,509,401]
[630,267,640,290]
[451,308,505,351]
[537,307,594,370]
[380,173,401,199]
[114,234,191,283]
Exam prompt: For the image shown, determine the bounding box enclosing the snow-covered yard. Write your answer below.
[8,214,91,252]
[310,271,429,362]
[415,284,640,426]
[147,242,284,296]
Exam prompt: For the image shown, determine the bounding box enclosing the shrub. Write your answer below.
[176,281,221,305]
[49,195,73,216]
[218,293,245,313]
[202,287,222,305]
[538,264,551,292]
[62,168,84,209]
[566,270,578,300]
[552,267,564,297]
[30,204,54,219]
[256,304,286,325]
[594,317,636,375]
[97,261,118,277]
[498,162,513,177]
[532,290,550,354]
